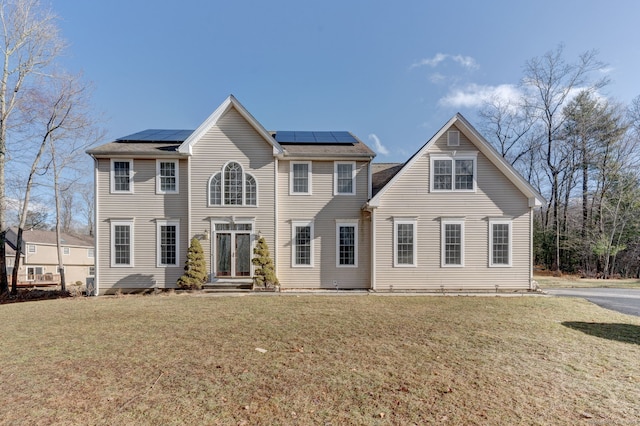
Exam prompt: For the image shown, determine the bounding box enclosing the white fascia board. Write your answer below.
[369,113,546,207]
[178,95,284,156]
[368,115,457,205]
[454,113,546,206]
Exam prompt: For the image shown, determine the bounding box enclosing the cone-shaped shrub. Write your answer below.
[177,237,207,289]
[252,236,279,288]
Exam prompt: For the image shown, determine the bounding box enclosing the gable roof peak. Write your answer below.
[367,114,545,208]
[178,95,283,155]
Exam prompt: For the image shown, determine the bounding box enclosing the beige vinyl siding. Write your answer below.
[96,157,188,293]
[188,107,276,279]
[277,160,371,289]
[374,125,531,290]
[21,244,94,284]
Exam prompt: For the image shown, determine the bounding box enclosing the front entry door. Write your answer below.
[216,231,251,277]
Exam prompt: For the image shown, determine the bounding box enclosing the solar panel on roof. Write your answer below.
[274,131,296,142]
[117,129,194,142]
[274,131,356,144]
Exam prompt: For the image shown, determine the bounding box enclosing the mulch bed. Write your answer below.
[0,289,73,304]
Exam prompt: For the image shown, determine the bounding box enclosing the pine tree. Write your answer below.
[177,237,207,289]
[252,236,279,288]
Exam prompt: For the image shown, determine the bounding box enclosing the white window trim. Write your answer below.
[63,247,70,256]
[335,219,359,268]
[26,266,44,281]
[291,220,314,267]
[489,219,513,267]
[290,161,312,195]
[208,172,222,206]
[88,248,95,258]
[27,244,36,254]
[156,219,180,267]
[110,219,134,267]
[207,162,257,207]
[334,161,356,195]
[110,159,134,194]
[441,218,465,268]
[156,159,179,194]
[393,218,417,268]
[244,172,259,206]
[447,130,460,147]
[429,152,478,193]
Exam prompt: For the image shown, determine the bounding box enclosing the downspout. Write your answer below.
[371,206,377,291]
[93,156,99,296]
[187,156,191,253]
[274,157,279,277]
[529,206,534,291]
[367,160,372,200]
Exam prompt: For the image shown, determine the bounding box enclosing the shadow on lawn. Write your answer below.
[562,322,640,345]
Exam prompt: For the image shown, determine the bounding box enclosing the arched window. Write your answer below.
[208,162,257,207]
[209,173,221,205]
[245,174,257,206]
[224,162,243,205]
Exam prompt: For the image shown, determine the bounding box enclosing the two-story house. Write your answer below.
[87,95,543,295]
[6,227,95,286]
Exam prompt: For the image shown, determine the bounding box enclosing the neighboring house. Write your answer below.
[5,227,95,286]
[87,95,544,295]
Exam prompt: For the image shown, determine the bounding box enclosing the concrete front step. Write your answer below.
[203,279,253,292]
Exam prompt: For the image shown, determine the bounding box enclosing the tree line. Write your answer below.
[479,45,640,278]
[0,0,101,295]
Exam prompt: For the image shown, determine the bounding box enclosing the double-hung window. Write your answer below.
[157,160,178,194]
[290,162,311,195]
[292,220,314,267]
[489,219,512,267]
[336,220,358,267]
[111,220,134,267]
[394,218,417,267]
[157,220,179,267]
[430,153,477,192]
[111,159,133,193]
[441,219,464,267]
[334,162,355,195]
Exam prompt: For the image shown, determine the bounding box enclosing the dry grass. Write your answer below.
[1,294,639,425]
[535,274,640,289]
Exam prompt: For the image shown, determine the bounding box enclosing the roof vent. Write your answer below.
[447,130,460,147]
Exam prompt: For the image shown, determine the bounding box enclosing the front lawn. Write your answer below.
[0,294,639,424]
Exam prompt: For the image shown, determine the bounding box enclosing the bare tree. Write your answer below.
[0,0,63,294]
[11,74,77,294]
[523,44,608,270]
[45,74,100,291]
[78,181,94,236]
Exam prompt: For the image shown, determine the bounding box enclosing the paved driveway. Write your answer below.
[546,288,640,317]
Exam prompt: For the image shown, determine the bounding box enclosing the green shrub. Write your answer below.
[252,236,279,288]
[177,238,207,290]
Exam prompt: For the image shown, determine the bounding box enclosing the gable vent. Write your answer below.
[447,130,460,147]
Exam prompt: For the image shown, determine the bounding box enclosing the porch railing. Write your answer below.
[6,273,61,286]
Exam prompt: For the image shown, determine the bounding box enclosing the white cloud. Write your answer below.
[429,73,446,83]
[410,53,478,70]
[368,133,389,156]
[439,83,522,109]
[451,55,478,69]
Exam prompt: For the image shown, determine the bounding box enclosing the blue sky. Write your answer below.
[54,0,640,163]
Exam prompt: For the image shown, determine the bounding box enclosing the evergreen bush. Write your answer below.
[252,236,279,289]
[177,237,207,289]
